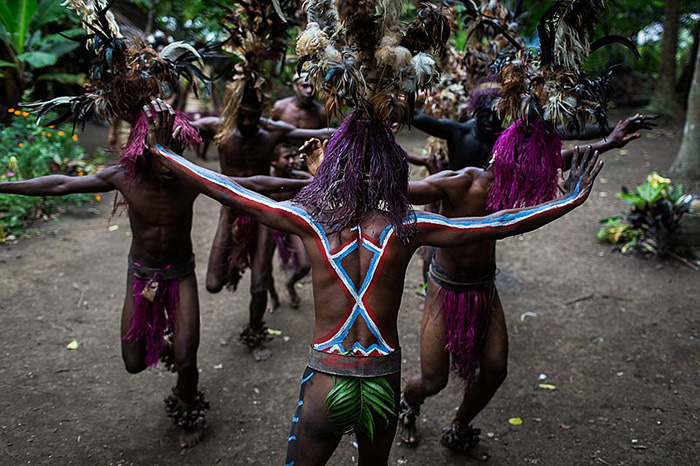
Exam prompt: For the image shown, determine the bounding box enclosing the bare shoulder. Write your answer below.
[315,102,327,118]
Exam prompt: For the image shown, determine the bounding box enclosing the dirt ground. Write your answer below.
[0,110,698,465]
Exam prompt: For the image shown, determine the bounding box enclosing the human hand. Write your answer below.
[144,99,183,153]
[298,138,327,175]
[561,145,603,197]
[609,113,658,148]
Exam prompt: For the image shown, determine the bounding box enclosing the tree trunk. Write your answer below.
[677,20,700,105]
[650,0,682,116]
[671,46,700,180]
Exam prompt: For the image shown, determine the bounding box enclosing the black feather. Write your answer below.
[590,35,641,59]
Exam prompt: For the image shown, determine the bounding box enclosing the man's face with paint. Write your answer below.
[474,104,502,140]
[294,79,315,105]
[236,106,262,138]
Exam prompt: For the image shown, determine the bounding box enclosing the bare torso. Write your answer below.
[109,166,199,266]
[432,167,497,273]
[272,96,327,129]
[296,211,415,354]
[217,128,284,177]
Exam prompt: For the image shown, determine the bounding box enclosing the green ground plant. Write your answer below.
[0,109,103,241]
[598,172,696,255]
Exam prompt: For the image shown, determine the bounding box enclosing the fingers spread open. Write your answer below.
[571,146,580,175]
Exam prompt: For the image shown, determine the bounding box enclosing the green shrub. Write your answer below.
[597,172,696,256]
[0,109,104,240]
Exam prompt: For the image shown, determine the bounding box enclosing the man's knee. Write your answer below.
[250,275,268,295]
[122,355,147,374]
[206,275,224,294]
[481,359,507,387]
[422,370,449,396]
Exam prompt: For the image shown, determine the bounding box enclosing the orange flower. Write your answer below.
[78,172,84,176]
[41,132,47,136]
[8,108,15,113]
[72,134,79,141]
[46,133,52,137]
[14,110,21,116]
[18,143,24,147]
[48,125,55,129]
[22,112,29,117]
[95,195,102,201]
[58,131,65,136]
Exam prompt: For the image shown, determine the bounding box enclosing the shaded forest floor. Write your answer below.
[0,109,698,465]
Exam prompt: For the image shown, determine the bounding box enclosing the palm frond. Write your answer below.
[324,376,396,441]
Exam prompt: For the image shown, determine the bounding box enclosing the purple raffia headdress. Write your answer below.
[121,110,202,180]
[465,79,502,117]
[486,118,562,212]
[293,109,414,240]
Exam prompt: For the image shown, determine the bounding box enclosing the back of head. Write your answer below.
[293,110,413,240]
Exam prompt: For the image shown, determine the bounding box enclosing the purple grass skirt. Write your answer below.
[225,214,257,291]
[429,260,497,383]
[124,255,195,367]
[272,231,300,274]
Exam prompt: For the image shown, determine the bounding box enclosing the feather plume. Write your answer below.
[27,1,210,128]
[297,0,448,123]
[216,0,297,144]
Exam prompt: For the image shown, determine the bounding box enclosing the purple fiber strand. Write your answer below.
[486,118,563,213]
[293,109,414,240]
[120,111,202,180]
[441,286,491,383]
[124,276,179,368]
[465,87,501,116]
[273,231,300,274]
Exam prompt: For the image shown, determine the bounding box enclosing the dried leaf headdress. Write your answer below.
[293,1,451,242]
[25,1,210,178]
[26,0,209,129]
[214,0,297,145]
[296,0,451,123]
[486,0,640,212]
[421,1,520,171]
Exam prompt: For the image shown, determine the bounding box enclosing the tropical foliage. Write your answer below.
[0,109,103,241]
[324,375,396,441]
[0,0,85,107]
[597,172,696,255]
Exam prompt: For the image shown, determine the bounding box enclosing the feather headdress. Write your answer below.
[486,0,639,212]
[214,0,297,145]
[25,0,209,129]
[25,0,208,178]
[423,0,520,122]
[293,2,451,241]
[419,1,519,171]
[296,0,451,123]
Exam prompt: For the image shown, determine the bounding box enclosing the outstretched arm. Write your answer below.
[415,147,602,248]
[0,166,119,196]
[190,116,222,140]
[561,114,657,171]
[235,175,311,195]
[260,118,335,145]
[146,101,310,236]
[412,111,460,140]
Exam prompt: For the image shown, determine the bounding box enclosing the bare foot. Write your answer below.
[286,282,301,309]
[266,292,280,313]
[398,397,420,446]
[253,346,272,361]
[179,424,204,449]
[398,415,418,446]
